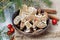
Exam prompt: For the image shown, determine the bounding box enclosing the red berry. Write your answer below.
[7,31,12,35]
[10,28,15,33]
[7,24,12,29]
[52,19,57,25]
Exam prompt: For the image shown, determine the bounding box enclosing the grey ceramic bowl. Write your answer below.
[12,10,50,37]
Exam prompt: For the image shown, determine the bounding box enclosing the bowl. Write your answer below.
[12,10,50,37]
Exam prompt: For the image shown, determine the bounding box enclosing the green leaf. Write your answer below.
[10,0,22,8]
[0,9,5,22]
[16,0,22,8]
[42,0,52,7]
[3,2,13,9]
[0,36,3,40]
[23,0,34,6]
[0,9,3,14]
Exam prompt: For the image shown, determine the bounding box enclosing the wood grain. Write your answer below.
[48,14,59,21]
[42,9,57,14]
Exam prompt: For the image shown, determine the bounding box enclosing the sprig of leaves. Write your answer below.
[0,0,52,10]
[10,0,52,9]
[0,1,13,14]
[42,0,52,7]
[10,0,22,8]
[22,0,33,6]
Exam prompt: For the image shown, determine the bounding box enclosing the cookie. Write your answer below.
[37,22,47,28]
[27,7,37,15]
[14,15,21,25]
[25,21,32,29]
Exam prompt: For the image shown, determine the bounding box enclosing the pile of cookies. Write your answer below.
[13,4,49,33]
